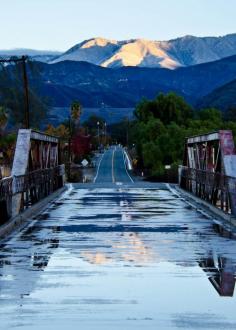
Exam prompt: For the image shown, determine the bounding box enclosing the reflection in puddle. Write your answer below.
[82,252,112,265]
[81,233,154,265]
[0,188,236,329]
[115,233,154,264]
[199,252,236,297]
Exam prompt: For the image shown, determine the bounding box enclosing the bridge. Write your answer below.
[0,130,236,329]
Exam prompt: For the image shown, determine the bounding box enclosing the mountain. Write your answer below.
[2,33,236,69]
[197,79,236,111]
[51,34,236,69]
[0,49,62,63]
[34,61,180,107]
[30,54,236,107]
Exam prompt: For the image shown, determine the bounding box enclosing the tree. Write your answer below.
[45,124,69,140]
[224,106,236,122]
[142,141,163,171]
[83,115,105,133]
[0,60,49,128]
[0,106,8,132]
[135,92,193,125]
[198,108,222,122]
[132,93,228,178]
[71,101,82,123]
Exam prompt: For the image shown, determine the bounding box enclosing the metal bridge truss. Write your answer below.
[180,130,236,216]
[0,130,65,224]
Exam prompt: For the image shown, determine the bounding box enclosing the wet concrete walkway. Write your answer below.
[1,148,236,329]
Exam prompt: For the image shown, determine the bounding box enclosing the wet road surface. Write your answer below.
[1,148,236,329]
[94,147,133,184]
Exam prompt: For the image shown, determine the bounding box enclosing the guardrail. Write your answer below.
[179,166,236,216]
[0,165,65,223]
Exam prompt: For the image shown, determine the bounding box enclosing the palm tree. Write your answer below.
[68,101,82,180]
[71,101,82,124]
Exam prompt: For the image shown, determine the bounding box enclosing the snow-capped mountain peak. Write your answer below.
[51,33,236,69]
[80,37,118,48]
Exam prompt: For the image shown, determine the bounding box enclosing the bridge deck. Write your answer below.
[1,147,236,329]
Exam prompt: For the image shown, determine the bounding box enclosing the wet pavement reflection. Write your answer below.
[1,187,236,329]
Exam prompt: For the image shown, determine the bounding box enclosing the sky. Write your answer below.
[0,0,235,51]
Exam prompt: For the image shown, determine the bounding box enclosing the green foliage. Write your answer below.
[132,92,232,178]
[0,60,49,128]
[198,108,222,123]
[224,106,236,121]
[142,141,163,170]
[0,133,17,164]
[0,133,16,146]
[0,106,8,131]
[108,118,135,146]
[71,101,82,122]
[45,124,69,140]
[135,92,193,125]
[83,115,105,133]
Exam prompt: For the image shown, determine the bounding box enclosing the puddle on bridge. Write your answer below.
[0,188,236,329]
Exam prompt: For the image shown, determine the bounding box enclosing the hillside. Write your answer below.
[31,55,236,107]
[2,54,236,123]
[197,79,236,110]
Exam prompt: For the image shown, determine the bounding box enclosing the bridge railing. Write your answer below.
[0,165,65,223]
[179,166,236,216]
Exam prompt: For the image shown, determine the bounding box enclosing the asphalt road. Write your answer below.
[94,147,133,184]
[1,148,236,329]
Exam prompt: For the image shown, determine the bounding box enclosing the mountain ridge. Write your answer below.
[51,33,236,69]
[197,79,236,110]
[29,54,236,108]
[0,49,62,63]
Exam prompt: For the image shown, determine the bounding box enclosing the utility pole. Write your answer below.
[0,56,30,129]
[22,56,30,129]
[68,114,72,181]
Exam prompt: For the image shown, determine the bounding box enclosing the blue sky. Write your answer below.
[0,0,235,51]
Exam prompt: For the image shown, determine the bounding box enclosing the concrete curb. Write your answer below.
[0,186,67,240]
[167,184,236,228]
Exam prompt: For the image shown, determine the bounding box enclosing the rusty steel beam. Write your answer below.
[181,130,236,217]
[187,131,220,144]
[30,130,59,144]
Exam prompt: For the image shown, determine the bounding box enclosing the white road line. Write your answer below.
[123,150,134,183]
[94,152,105,183]
[124,149,133,170]
[112,148,116,183]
